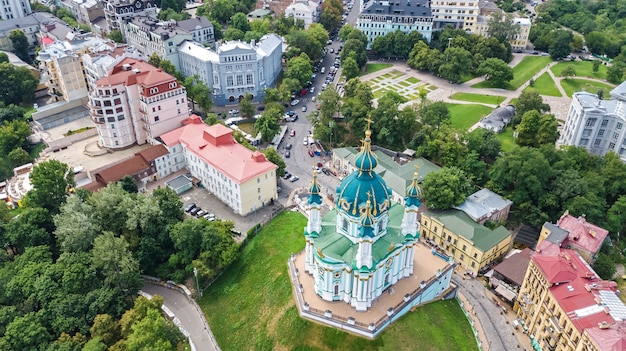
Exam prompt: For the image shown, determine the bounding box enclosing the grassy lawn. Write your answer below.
[362,63,392,75]
[550,60,608,80]
[560,78,615,97]
[533,72,561,97]
[407,77,420,84]
[472,56,552,90]
[200,211,476,351]
[450,92,506,105]
[446,103,492,130]
[235,122,255,135]
[496,126,516,152]
[398,81,411,87]
[373,89,388,99]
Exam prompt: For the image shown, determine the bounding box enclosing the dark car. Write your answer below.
[322,168,331,176]
[184,203,197,212]
[308,150,315,157]
[257,105,265,111]
[284,172,291,179]
[285,150,291,158]
[189,207,201,216]
[531,51,539,55]
[285,143,292,150]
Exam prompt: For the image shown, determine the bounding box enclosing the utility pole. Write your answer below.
[329,121,334,149]
[193,267,202,298]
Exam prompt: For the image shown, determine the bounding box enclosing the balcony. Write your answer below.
[91,116,105,124]
[548,316,563,334]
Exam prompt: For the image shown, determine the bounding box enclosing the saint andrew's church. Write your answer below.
[303,127,423,311]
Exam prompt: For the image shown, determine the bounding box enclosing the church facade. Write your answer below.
[303,128,422,311]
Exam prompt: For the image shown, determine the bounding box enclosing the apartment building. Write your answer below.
[474,14,531,51]
[454,188,513,225]
[37,41,89,103]
[175,16,215,46]
[516,242,626,351]
[421,209,512,274]
[559,80,626,161]
[431,0,479,32]
[0,0,31,20]
[159,115,278,216]
[284,0,320,29]
[0,11,57,51]
[88,57,189,149]
[104,0,157,33]
[538,211,609,264]
[82,41,145,92]
[356,0,433,49]
[56,0,105,25]
[177,34,282,105]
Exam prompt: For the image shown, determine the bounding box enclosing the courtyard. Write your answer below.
[365,69,437,100]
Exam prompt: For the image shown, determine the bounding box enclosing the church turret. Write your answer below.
[306,170,323,235]
[401,169,421,238]
[356,199,374,269]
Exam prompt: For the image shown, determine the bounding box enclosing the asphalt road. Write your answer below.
[142,283,218,351]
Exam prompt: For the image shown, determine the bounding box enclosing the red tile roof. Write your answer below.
[558,214,609,255]
[533,248,621,335]
[585,321,626,351]
[136,144,168,162]
[96,155,149,184]
[160,115,277,184]
[95,58,176,90]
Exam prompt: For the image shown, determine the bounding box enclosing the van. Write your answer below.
[320,67,326,74]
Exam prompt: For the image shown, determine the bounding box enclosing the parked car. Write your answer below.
[257,105,265,111]
[285,143,292,150]
[291,99,300,106]
[284,171,291,179]
[229,109,239,115]
[308,149,315,157]
[189,207,201,216]
[322,168,331,175]
[285,150,291,158]
[310,87,316,94]
[196,210,207,217]
[290,129,296,137]
[302,106,307,112]
[290,175,299,182]
[184,203,197,212]
[203,213,216,221]
[286,110,296,116]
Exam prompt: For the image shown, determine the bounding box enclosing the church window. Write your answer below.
[342,218,348,231]
[334,283,339,295]
[378,221,383,233]
[334,271,341,279]
[386,259,393,268]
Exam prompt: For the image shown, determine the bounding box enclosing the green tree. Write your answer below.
[54,196,101,253]
[262,147,286,177]
[318,88,341,122]
[320,0,342,31]
[285,53,313,89]
[606,61,624,84]
[421,167,472,210]
[254,107,281,142]
[420,101,451,129]
[239,93,255,118]
[91,232,141,295]
[515,110,559,148]
[9,30,30,63]
[477,58,513,87]
[125,309,176,351]
[184,75,212,113]
[341,56,360,80]
[513,89,550,127]
[160,0,185,12]
[548,29,574,60]
[107,30,124,43]
[340,39,367,67]
[0,52,8,63]
[157,8,190,21]
[0,119,30,155]
[7,147,32,168]
[561,65,576,78]
[487,12,520,43]
[607,196,626,239]
[438,46,473,83]
[3,312,53,350]
[24,160,74,215]
[90,314,121,347]
[592,253,616,280]
[230,12,250,32]
[0,63,38,105]
[169,220,204,267]
[118,175,138,194]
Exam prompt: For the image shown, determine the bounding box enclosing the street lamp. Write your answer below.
[193,267,202,298]
[329,121,334,149]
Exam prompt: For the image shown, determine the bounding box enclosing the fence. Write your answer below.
[457,293,487,351]
[141,276,221,351]
[43,128,98,153]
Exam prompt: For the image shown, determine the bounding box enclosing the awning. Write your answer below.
[495,285,517,301]
[484,269,494,278]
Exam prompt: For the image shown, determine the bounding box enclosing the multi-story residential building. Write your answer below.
[57,0,105,25]
[284,0,320,29]
[474,14,530,51]
[84,144,170,191]
[454,188,513,225]
[516,242,626,351]
[37,41,89,102]
[420,209,511,275]
[356,0,433,49]
[124,16,215,70]
[175,16,215,46]
[82,41,145,92]
[104,0,157,33]
[0,0,31,20]
[431,0,479,31]
[177,34,282,105]
[88,57,189,149]
[0,11,57,51]
[559,81,626,161]
[159,115,278,215]
[538,211,609,264]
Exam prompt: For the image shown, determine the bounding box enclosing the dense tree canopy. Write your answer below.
[421,167,473,210]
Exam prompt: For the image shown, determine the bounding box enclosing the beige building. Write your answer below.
[37,41,89,102]
[160,115,278,216]
[421,209,511,274]
[516,242,626,351]
[432,0,480,32]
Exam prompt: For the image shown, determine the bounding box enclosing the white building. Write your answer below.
[474,15,530,51]
[357,0,433,49]
[159,115,278,215]
[559,81,626,161]
[177,34,283,105]
[175,16,215,46]
[284,0,320,29]
[104,0,157,33]
[0,12,57,51]
[431,0,480,31]
[0,0,31,20]
[88,57,189,149]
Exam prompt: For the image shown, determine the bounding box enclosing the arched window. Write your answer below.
[341,217,348,231]
[334,283,339,296]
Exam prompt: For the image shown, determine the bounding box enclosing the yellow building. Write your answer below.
[420,209,511,274]
[432,0,480,32]
[516,243,626,351]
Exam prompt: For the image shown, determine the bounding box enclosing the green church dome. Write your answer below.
[405,171,422,208]
[336,126,391,218]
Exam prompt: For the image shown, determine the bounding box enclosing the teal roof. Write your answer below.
[353,130,378,172]
[427,209,511,251]
[335,169,392,218]
[308,170,322,205]
[314,204,409,267]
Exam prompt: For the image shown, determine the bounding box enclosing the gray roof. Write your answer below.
[248,9,274,17]
[166,174,192,189]
[575,92,623,119]
[126,16,190,37]
[0,11,57,32]
[610,79,626,101]
[176,16,213,31]
[256,34,282,57]
[454,188,512,222]
[543,222,569,245]
[361,0,431,17]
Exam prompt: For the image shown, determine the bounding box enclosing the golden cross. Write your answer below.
[414,164,420,177]
[366,190,372,204]
[365,116,374,131]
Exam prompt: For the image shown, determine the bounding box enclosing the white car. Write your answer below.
[291,99,300,106]
[229,109,239,115]
[303,136,308,145]
[310,87,316,94]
